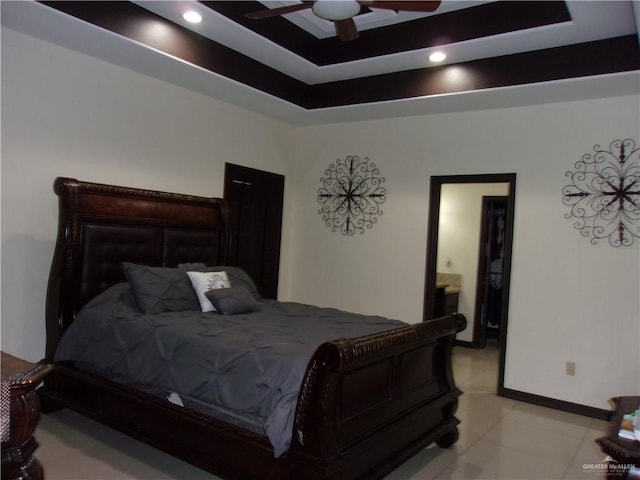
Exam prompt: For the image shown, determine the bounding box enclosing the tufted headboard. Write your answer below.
[45,177,228,360]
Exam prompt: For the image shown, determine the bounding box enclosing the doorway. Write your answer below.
[423,174,516,395]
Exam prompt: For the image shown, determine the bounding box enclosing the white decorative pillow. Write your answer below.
[186,271,231,312]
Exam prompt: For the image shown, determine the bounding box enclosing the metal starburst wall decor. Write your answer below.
[317,155,386,235]
[562,138,640,247]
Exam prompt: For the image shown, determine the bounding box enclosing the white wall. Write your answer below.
[292,94,640,411]
[1,27,297,361]
[438,183,510,343]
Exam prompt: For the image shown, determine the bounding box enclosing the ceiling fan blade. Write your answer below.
[359,1,441,12]
[245,2,313,20]
[334,18,359,41]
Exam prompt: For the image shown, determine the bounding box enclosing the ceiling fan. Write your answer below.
[245,0,441,42]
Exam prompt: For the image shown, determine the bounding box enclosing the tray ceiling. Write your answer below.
[2,1,639,125]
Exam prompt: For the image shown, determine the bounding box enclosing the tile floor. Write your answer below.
[34,345,609,479]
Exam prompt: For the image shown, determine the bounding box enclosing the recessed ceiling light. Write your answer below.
[429,52,447,63]
[183,11,202,24]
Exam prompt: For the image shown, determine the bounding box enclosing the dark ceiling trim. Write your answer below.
[40,2,640,111]
[206,1,573,67]
[307,35,640,108]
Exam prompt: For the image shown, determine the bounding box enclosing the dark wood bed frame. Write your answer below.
[40,177,466,480]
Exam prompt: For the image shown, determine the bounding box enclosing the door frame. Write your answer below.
[423,173,516,396]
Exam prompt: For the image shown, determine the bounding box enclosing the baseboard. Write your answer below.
[499,387,612,421]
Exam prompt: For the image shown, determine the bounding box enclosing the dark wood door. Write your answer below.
[223,163,284,299]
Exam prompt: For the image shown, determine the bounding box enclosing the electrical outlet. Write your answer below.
[566,361,576,376]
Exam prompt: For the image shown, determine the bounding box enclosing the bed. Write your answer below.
[40,176,466,480]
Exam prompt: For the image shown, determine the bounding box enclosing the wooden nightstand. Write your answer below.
[596,396,640,480]
[1,352,52,480]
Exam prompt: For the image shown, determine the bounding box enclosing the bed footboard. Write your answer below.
[288,313,466,480]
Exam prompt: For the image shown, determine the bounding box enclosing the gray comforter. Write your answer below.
[55,283,406,457]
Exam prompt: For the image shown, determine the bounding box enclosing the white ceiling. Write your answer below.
[2,1,639,125]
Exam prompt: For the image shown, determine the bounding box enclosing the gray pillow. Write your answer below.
[204,286,261,315]
[122,262,199,314]
[177,262,206,269]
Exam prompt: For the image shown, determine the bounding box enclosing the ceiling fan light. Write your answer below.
[312,0,361,21]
